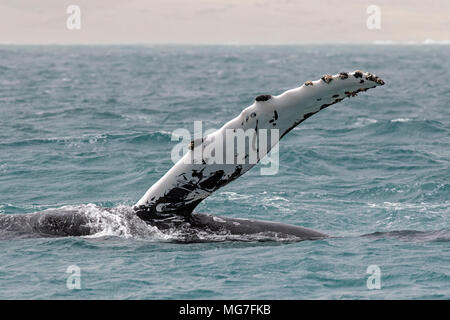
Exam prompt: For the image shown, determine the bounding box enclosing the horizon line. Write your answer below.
[1,41,449,46]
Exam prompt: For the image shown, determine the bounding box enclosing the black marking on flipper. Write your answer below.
[188,138,204,151]
[226,165,243,184]
[345,91,357,97]
[199,165,243,192]
[255,95,272,102]
[360,79,364,84]
[269,110,278,124]
[303,111,317,120]
[321,97,344,110]
[135,178,206,218]
[199,170,225,190]
[192,168,206,180]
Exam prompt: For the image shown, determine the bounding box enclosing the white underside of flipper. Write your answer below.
[134,71,384,218]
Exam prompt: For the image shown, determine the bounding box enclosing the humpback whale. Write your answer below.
[0,70,385,242]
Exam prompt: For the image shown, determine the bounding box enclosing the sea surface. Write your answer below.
[0,45,449,299]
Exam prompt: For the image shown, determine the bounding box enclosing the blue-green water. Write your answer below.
[0,45,449,299]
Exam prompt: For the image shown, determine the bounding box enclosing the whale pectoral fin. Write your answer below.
[134,71,384,221]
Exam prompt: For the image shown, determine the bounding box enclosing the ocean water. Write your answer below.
[0,45,449,299]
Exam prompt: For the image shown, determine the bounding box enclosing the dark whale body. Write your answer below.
[0,209,93,238]
[138,210,328,242]
[0,209,328,242]
[1,209,447,243]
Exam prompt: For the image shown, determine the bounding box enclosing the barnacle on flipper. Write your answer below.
[354,70,363,78]
[321,74,333,84]
[339,72,349,79]
[365,73,385,86]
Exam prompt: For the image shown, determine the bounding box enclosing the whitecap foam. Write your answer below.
[391,118,411,123]
[352,117,378,128]
[46,204,169,241]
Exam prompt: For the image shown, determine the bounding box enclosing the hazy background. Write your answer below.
[1,0,449,44]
